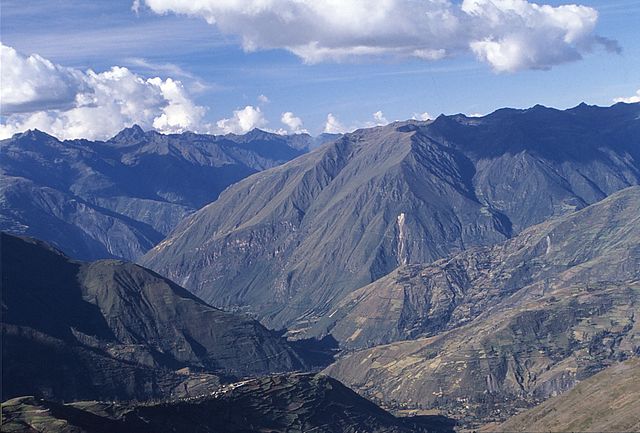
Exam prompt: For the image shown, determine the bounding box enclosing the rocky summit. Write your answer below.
[1,232,304,402]
[141,103,640,334]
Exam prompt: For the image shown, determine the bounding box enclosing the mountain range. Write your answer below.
[140,102,640,335]
[2,102,639,431]
[1,232,452,433]
[318,185,640,349]
[0,127,335,261]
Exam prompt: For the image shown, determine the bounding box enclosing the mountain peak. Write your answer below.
[244,128,276,139]
[14,129,57,142]
[109,124,146,143]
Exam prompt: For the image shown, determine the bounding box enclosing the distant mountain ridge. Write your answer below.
[141,102,640,334]
[1,232,304,402]
[0,126,331,260]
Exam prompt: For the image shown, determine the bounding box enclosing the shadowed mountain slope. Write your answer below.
[0,127,316,260]
[1,232,304,402]
[1,373,454,433]
[324,187,640,425]
[141,103,640,333]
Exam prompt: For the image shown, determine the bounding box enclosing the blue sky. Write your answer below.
[1,0,639,137]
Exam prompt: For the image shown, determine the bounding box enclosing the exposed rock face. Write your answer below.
[324,188,640,425]
[0,127,315,260]
[319,186,640,348]
[1,233,304,402]
[1,374,454,433]
[495,358,640,432]
[141,103,640,333]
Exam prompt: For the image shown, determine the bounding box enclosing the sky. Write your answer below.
[1,0,639,139]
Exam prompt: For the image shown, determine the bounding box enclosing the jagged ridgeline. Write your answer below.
[141,103,640,333]
[0,127,336,261]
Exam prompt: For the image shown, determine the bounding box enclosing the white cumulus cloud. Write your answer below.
[372,110,388,125]
[412,112,433,121]
[0,44,85,114]
[324,111,391,133]
[324,113,347,134]
[0,44,207,140]
[614,89,640,104]
[281,112,307,134]
[215,105,267,134]
[139,0,618,72]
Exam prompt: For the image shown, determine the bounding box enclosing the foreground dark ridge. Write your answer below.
[141,102,640,334]
[1,232,304,402]
[324,186,640,425]
[0,126,329,261]
[1,373,455,433]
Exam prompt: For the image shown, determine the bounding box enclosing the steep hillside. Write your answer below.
[1,233,304,402]
[320,186,640,348]
[0,127,315,260]
[1,373,453,433]
[324,188,640,425]
[494,358,640,432]
[326,279,640,426]
[141,102,640,333]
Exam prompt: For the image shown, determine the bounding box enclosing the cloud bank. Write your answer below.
[139,0,617,72]
[0,44,207,140]
[1,45,316,139]
[614,89,640,104]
